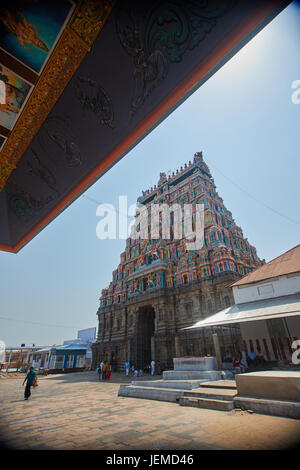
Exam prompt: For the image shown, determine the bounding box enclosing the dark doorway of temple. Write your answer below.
[136,306,155,370]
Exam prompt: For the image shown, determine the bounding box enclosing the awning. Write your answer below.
[184,294,300,330]
[33,347,52,353]
[55,344,88,351]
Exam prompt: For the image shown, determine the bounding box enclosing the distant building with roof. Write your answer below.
[186,244,300,363]
[63,328,96,369]
[31,344,88,374]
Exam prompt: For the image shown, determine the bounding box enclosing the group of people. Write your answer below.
[97,359,160,379]
[247,348,266,367]
[223,347,266,374]
[124,360,157,377]
[97,360,112,380]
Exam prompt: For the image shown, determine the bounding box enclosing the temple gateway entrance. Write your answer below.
[135,305,155,370]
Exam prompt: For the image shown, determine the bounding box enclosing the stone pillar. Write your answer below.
[154,309,158,332]
[25,350,31,371]
[175,335,180,357]
[212,333,222,370]
[151,336,155,361]
[6,351,12,372]
[191,295,201,321]
[127,339,131,362]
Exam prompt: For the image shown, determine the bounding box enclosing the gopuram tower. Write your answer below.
[92,152,262,371]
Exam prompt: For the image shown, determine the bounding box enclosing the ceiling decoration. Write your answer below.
[0,0,290,253]
[0,0,115,190]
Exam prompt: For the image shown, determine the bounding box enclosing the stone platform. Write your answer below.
[234,371,300,419]
[118,381,237,408]
[235,371,300,401]
[118,366,300,419]
[118,356,228,408]
[131,379,204,390]
[162,356,222,381]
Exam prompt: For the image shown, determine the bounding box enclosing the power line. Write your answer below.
[83,160,299,226]
[205,157,299,226]
[0,315,78,329]
[82,194,104,207]
[82,194,135,219]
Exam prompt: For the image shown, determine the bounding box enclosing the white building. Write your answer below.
[186,244,300,363]
[63,328,96,367]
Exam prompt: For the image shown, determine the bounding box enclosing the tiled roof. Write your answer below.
[231,244,300,287]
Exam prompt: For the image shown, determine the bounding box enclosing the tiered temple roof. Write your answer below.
[100,152,262,307]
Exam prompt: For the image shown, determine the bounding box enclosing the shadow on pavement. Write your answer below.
[39,371,162,385]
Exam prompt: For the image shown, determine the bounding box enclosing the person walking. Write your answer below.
[106,363,111,380]
[22,366,37,400]
[151,360,155,376]
[125,361,130,376]
[98,360,104,380]
[102,361,108,380]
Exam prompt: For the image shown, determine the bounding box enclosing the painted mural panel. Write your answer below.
[0,64,31,129]
[0,0,74,73]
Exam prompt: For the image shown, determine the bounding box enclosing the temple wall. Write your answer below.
[92,272,240,370]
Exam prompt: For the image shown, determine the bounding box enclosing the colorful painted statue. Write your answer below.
[148,275,154,288]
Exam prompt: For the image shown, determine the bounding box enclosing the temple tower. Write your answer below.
[92,152,262,370]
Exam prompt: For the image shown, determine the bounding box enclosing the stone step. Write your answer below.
[182,387,237,401]
[200,380,237,390]
[118,384,184,402]
[179,396,234,411]
[163,370,223,381]
[234,396,300,419]
[118,383,237,404]
[131,380,204,390]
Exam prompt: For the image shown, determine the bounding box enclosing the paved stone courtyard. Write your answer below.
[1,371,300,450]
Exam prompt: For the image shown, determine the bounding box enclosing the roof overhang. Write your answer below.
[184,294,300,329]
[0,0,291,252]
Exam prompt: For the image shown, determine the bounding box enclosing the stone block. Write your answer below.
[235,371,300,401]
[118,385,184,402]
[163,370,222,381]
[234,396,300,419]
[173,356,218,371]
[131,380,204,390]
[179,396,234,411]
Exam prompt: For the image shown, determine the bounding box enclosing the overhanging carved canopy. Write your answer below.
[0,0,290,252]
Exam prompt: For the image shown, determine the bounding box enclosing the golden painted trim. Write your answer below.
[0,0,116,191]
[70,0,116,50]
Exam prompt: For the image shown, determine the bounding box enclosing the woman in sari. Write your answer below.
[106,363,111,380]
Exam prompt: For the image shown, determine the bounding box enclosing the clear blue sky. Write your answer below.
[0,2,299,347]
